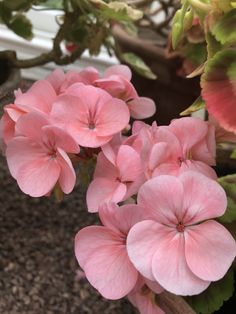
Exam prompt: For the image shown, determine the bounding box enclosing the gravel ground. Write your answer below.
[0,155,135,314]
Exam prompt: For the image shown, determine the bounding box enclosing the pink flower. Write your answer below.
[128,277,164,314]
[74,202,145,299]
[0,79,57,145]
[6,112,79,197]
[86,144,144,212]
[127,172,236,296]
[95,65,156,119]
[51,84,130,148]
[130,118,217,179]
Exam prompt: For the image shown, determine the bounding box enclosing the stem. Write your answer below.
[188,0,211,13]
[1,12,85,68]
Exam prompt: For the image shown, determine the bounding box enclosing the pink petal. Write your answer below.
[104,65,132,81]
[94,77,126,98]
[16,112,49,142]
[169,117,208,154]
[86,178,126,212]
[57,148,76,194]
[75,226,138,299]
[15,80,57,113]
[127,220,164,281]
[46,69,65,94]
[179,160,217,179]
[128,97,156,119]
[43,126,80,153]
[185,220,236,281]
[99,202,146,235]
[94,152,118,179]
[180,171,227,224]
[151,228,210,295]
[137,176,184,225]
[6,137,46,178]
[95,98,130,137]
[16,155,60,197]
[117,145,143,182]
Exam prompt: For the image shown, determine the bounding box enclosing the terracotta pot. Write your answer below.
[0,55,21,107]
[112,25,200,125]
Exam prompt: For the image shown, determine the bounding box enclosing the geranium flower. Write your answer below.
[51,84,130,148]
[6,112,79,197]
[74,203,145,299]
[127,172,236,295]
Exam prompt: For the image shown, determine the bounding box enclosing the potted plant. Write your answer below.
[0,1,236,314]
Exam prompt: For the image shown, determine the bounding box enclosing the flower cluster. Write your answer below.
[1,65,235,314]
[0,65,155,197]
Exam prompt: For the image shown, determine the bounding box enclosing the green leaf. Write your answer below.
[3,0,31,11]
[121,52,157,80]
[180,96,205,116]
[205,31,222,58]
[9,14,33,40]
[171,2,190,49]
[211,9,236,45]
[185,270,234,314]
[218,174,236,223]
[91,0,143,22]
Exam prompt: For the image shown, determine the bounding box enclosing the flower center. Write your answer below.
[88,122,96,130]
[176,222,185,232]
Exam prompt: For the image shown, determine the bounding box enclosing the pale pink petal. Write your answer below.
[179,160,217,179]
[78,67,100,84]
[101,143,117,165]
[95,98,130,136]
[180,171,227,224]
[117,145,143,182]
[86,178,126,212]
[15,80,57,113]
[185,220,236,281]
[137,176,184,225]
[94,152,118,179]
[42,126,80,153]
[5,104,24,122]
[75,226,138,299]
[6,137,45,178]
[128,97,156,119]
[94,77,126,98]
[15,112,49,142]
[191,124,216,165]
[127,220,164,281]
[169,117,208,154]
[17,156,60,197]
[104,65,132,81]
[57,148,76,194]
[99,203,147,235]
[151,229,210,295]
[46,69,65,94]
[148,142,171,171]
